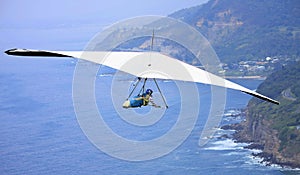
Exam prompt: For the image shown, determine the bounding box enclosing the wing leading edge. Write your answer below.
[5,48,279,105]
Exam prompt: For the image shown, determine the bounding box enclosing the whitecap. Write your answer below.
[245,153,300,171]
[99,73,113,77]
[204,139,249,151]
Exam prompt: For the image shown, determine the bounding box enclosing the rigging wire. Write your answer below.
[148,29,155,67]
[138,78,148,95]
[127,77,141,100]
[153,78,168,108]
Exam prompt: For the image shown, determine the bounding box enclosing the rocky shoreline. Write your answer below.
[221,119,300,169]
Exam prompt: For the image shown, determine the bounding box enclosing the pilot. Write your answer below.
[141,89,153,106]
[122,88,158,108]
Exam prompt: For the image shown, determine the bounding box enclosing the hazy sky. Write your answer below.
[1,0,208,50]
[1,0,208,24]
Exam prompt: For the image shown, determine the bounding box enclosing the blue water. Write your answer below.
[0,57,299,175]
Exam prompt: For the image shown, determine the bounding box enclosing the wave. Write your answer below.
[98,73,113,77]
[204,139,249,151]
[240,148,300,171]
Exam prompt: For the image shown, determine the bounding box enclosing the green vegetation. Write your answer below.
[248,61,300,157]
[170,0,300,63]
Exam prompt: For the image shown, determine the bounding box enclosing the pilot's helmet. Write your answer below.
[146,89,153,95]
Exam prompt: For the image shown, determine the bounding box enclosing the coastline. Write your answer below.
[228,121,300,169]
[220,110,300,170]
[224,75,266,80]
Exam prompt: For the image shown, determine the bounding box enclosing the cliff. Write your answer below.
[234,62,300,168]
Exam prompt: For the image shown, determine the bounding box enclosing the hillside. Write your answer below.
[234,61,300,168]
[108,0,299,76]
[170,0,300,63]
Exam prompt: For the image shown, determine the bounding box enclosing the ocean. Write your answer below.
[0,57,299,175]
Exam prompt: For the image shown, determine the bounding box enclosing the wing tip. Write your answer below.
[4,48,72,58]
[5,48,17,55]
[241,90,280,105]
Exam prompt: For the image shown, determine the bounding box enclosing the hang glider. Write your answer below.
[5,48,279,105]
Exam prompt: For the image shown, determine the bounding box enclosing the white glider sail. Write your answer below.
[5,48,279,105]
